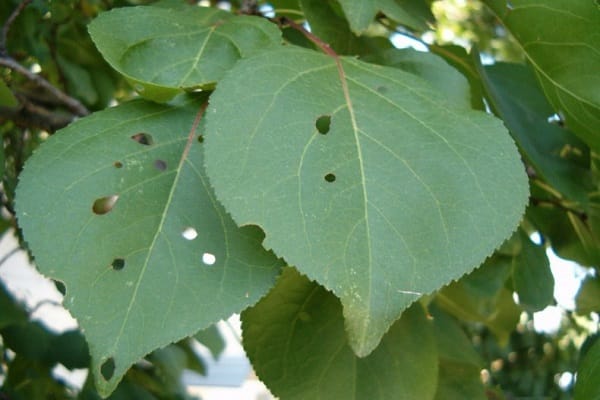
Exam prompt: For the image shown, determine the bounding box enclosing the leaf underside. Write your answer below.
[205,46,528,356]
[16,97,281,395]
[88,5,282,102]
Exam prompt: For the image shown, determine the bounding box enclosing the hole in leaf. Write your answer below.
[114,161,123,168]
[53,279,66,296]
[197,135,204,143]
[111,258,125,271]
[100,357,115,381]
[92,195,119,215]
[315,115,331,134]
[547,113,564,126]
[202,253,216,266]
[324,173,336,183]
[182,227,198,240]
[154,159,167,171]
[131,133,154,145]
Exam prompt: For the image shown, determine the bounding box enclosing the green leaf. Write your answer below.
[369,48,471,109]
[0,79,18,107]
[88,5,281,102]
[337,0,429,33]
[575,338,600,400]
[205,46,528,356]
[15,96,281,396]
[483,0,600,148]
[511,229,554,313]
[300,0,392,55]
[241,268,438,400]
[0,280,27,329]
[477,61,592,204]
[436,255,520,344]
[576,276,600,315]
[430,306,486,400]
[193,324,225,360]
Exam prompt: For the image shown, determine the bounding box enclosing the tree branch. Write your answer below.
[0,0,32,56]
[0,57,89,117]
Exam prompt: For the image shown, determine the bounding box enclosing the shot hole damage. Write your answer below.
[202,252,216,266]
[92,195,119,215]
[131,132,154,145]
[100,357,115,381]
[111,258,125,271]
[154,159,167,171]
[182,227,198,240]
[113,161,123,168]
[316,115,331,134]
[324,173,336,183]
[197,135,204,143]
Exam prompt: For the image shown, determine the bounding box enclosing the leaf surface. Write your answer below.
[575,338,600,400]
[241,268,438,400]
[205,46,528,355]
[337,0,430,33]
[483,0,600,148]
[478,62,592,204]
[16,97,281,395]
[88,5,281,102]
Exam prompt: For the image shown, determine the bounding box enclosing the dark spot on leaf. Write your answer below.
[324,173,336,183]
[376,86,387,93]
[202,252,216,266]
[111,258,125,271]
[154,159,167,171]
[197,135,204,143]
[92,195,119,215]
[182,227,198,240]
[53,279,66,295]
[316,115,331,134]
[101,357,115,381]
[131,133,154,145]
[113,161,123,168]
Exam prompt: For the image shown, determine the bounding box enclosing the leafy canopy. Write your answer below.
[2,0,598,399]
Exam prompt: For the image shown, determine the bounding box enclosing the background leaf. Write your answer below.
[337,0,430,33]
[88,5,281,102]
[241,268,438,400]
[16,96,281,395]
[575,338,600,400]
[205,46,528,356]
[483,0,600,148]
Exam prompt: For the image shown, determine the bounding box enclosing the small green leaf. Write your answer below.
[337,0,429,33]
[575,338,600,400]
[205,46,528,356]
[512,230,554,313]
[576,276,600,315]
[0,79,18,108]
[88,5,281,101]
[16,96,281,396]
[241,268,438,400]
[478,62,592,204]
[483,0,600,148]
[194,324,225,360]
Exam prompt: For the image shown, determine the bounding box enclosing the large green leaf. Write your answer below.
[241,268,438,400]
[15,96,281,395]
[205,46,528,356]
[483,0,600,148]
[88,5,281,102]
[478,62,592,204]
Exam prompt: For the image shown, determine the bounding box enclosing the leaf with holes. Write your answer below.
[88,5,281,102]
[483,0,600,149]
[205,46,528,356]
[15,96,282,396]
[241,268,438,400]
